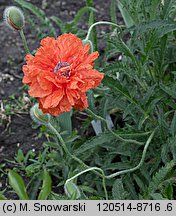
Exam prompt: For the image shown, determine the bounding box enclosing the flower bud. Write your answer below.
[64,181,81,199]
[4,6,24,31]
[30,103,50,125]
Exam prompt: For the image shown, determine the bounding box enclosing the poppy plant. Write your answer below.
[22,33,104,116]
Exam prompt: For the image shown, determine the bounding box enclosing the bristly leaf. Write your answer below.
[103,75,147,117]
[112,178,129,199]
[131,20,176,38]
[57,111,72,135]
[110,0,117,28]
[72,6,97,26]
[150,193,166,200]
[50,16,66,33]
[160,83,176,99]
[144,160,176,199]
[74,132,114,155]
[133,173,146,193]
[170,111,176,137]
[162,0,176,19]
[118,0,134,27]
[162,183,173,200]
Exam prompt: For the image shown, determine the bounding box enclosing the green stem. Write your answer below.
[48,123,104,178]
[85,21,124,42]
[48,122,108,199]
[65,167,108,200]
[48,122,155,199]
[86,0,98,52]
[20,29,30,54]
[85,108,144,146]
[48,123,86,167]
[105,130,155,179]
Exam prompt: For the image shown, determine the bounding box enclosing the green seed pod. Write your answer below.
[30,103,50,126]
[4,6,24,31]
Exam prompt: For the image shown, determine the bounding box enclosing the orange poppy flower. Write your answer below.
[22,33,104,116]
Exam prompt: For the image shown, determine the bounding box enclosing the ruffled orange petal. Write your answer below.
[74,93,88,110]
[22,33,104,116]
[28,82,52,98]
[40,89,64,109]
[78,69,104,92]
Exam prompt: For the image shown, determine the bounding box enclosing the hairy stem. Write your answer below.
[105,130,155,179]
[65,167,108,200]
[85,108,144,145]
[20,30,30,54]
[85,21,124,42]
[48,120,155,199]
[48,123,104,178]
[86,0,98,53]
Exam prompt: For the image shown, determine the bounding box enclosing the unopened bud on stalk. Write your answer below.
[64,181,81,199]
[30,103,50,126]
[3,6,24,31]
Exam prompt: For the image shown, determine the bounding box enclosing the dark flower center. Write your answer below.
[54,62,71,78]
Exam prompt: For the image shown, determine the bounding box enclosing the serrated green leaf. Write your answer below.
[112,178,128,199]
[80,185,97,194]
[144,160,176,199]
[57,111,72,135]
[118,0,134,28]
[103,75,147,117]
[151,193,166,200]
[133,174,146,193]
[124,174,138,199]
[72,6,97,26]
[160,83,176,99]
[132,20,176,38]
[49,193,68,200]
[74,132,114,155]
[161,142,170,163]
[163,0,176,19]
[110,0,117,26]
[50,16,66,33]
[163,183,173,200]
[87,90,95,111]
[170,111,176,136]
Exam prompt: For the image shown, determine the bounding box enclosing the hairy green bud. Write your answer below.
[30,103,50,126]
[4,6,24,31]
[64,181,81,199]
